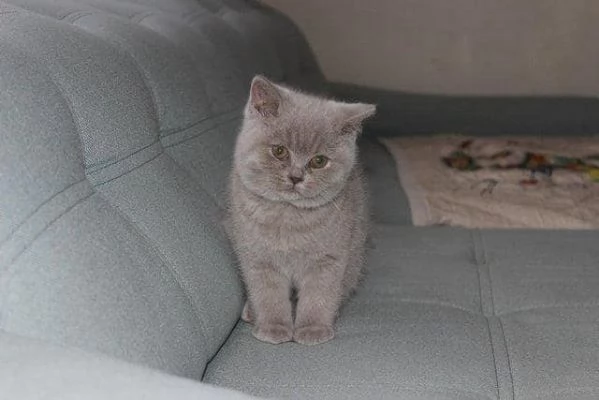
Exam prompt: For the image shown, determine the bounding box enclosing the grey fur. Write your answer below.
[226,76,376,345]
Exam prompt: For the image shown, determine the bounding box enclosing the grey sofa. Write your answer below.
[1,0,598,399]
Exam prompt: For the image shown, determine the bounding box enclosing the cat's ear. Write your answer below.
[249,75,282,118]
[338,102,377,136]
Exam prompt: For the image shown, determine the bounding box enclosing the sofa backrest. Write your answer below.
[0,0,322,379]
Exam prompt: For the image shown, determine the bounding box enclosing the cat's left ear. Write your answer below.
[338,102,377,136]
[249,75,282,118]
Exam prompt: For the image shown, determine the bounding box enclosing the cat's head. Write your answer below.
[233,75,376,208]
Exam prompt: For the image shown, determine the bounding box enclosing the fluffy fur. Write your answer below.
[226,76,375,345]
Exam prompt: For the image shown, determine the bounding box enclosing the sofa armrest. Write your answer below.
[0,331,261,400]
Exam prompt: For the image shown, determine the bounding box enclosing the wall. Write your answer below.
[262,0,599,96]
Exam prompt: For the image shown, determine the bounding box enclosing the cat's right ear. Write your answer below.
[249,75,281,118]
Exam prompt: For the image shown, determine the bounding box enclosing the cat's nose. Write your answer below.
[289,175,304,185]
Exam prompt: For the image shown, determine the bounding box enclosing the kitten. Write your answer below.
[226,76,375,345]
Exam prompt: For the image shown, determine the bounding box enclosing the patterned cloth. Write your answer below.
[380,135,599,229]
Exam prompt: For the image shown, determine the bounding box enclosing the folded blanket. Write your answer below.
[379,136,599,229]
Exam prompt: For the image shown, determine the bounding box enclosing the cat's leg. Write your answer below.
[241,301,253,323]
[293,256,344,345]
[244,264,293,344]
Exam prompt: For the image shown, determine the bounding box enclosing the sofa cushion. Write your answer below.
[204,225,599,400]
[0,4,243,379]
[1,0,328,382]
[0,24,209,377]
[0,332,260,400]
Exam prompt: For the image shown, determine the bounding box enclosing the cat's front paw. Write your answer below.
[252,323,293,344]
[293,325,335,345]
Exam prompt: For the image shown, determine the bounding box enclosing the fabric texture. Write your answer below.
[380,136,599,228]
[0,0,323,383]
[0,331,259,400]
[2,0,599,399]
[205,225,599,399]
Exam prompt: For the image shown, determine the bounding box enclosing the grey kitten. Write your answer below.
[226,76,375,345]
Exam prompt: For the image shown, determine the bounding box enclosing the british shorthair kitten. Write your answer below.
[226,76,375,345]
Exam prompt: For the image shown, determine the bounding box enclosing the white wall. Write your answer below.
[263,0,599,96]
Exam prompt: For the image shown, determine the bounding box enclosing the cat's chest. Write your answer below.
[239,201,336,252]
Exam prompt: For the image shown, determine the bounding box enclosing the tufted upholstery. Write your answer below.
[1,0,598,399]
[206,226,599,399]
[0,0,324,380]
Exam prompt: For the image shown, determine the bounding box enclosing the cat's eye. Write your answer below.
[309,155,329,169]
[271,145,289,160]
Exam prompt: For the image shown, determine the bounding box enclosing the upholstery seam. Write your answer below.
[472,230,496,315]
[12,8,211,359]
[0,192,95,326]
[472,230,486,315]
[162,113,242,149]
[160,116,213,139]
[59,11,92,23]
[0,179,86,248]
[472,230,501,400]
[497,303,599,317]
[86,139,161,174]
[0,43,90,248]
[160,107,243,140]
[60,9,167,179]
[373,298,479,316]
[53,9,232,356]
[124,8,234,134]
[65,10,164,135]
[95,193,211,354]
[2,192,94,268]
[480,232,496,315]
[91,151,162,187]
[497,318,516,400]
[486,319,502,400]
[3,35,92,192]
[130,11,154,25]
[202,318,243,380]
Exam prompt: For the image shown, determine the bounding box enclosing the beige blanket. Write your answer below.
[380,136,599,229]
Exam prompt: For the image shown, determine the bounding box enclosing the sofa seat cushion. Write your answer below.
[204,225,599,400]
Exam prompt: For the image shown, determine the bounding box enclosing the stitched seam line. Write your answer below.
[91,151,162,187]
[86,139,161,174]
[96,194,210,355]
[160,116,213,139]
[486,319,502,400]
[61,11,93,23]
[497,303,599,317]
[472,230,486,316]
[0,192,95,326]
[163,114,242,149]
[498,318,516,400]
[2,192,94,269]
[62,13,166,177]
[472,230,500,400]
[480,232,496,315]
[2,38,91,198]
[0,179,86,248]
[68,12,164,135]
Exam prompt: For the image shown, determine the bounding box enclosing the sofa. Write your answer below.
[1,0,598,399]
